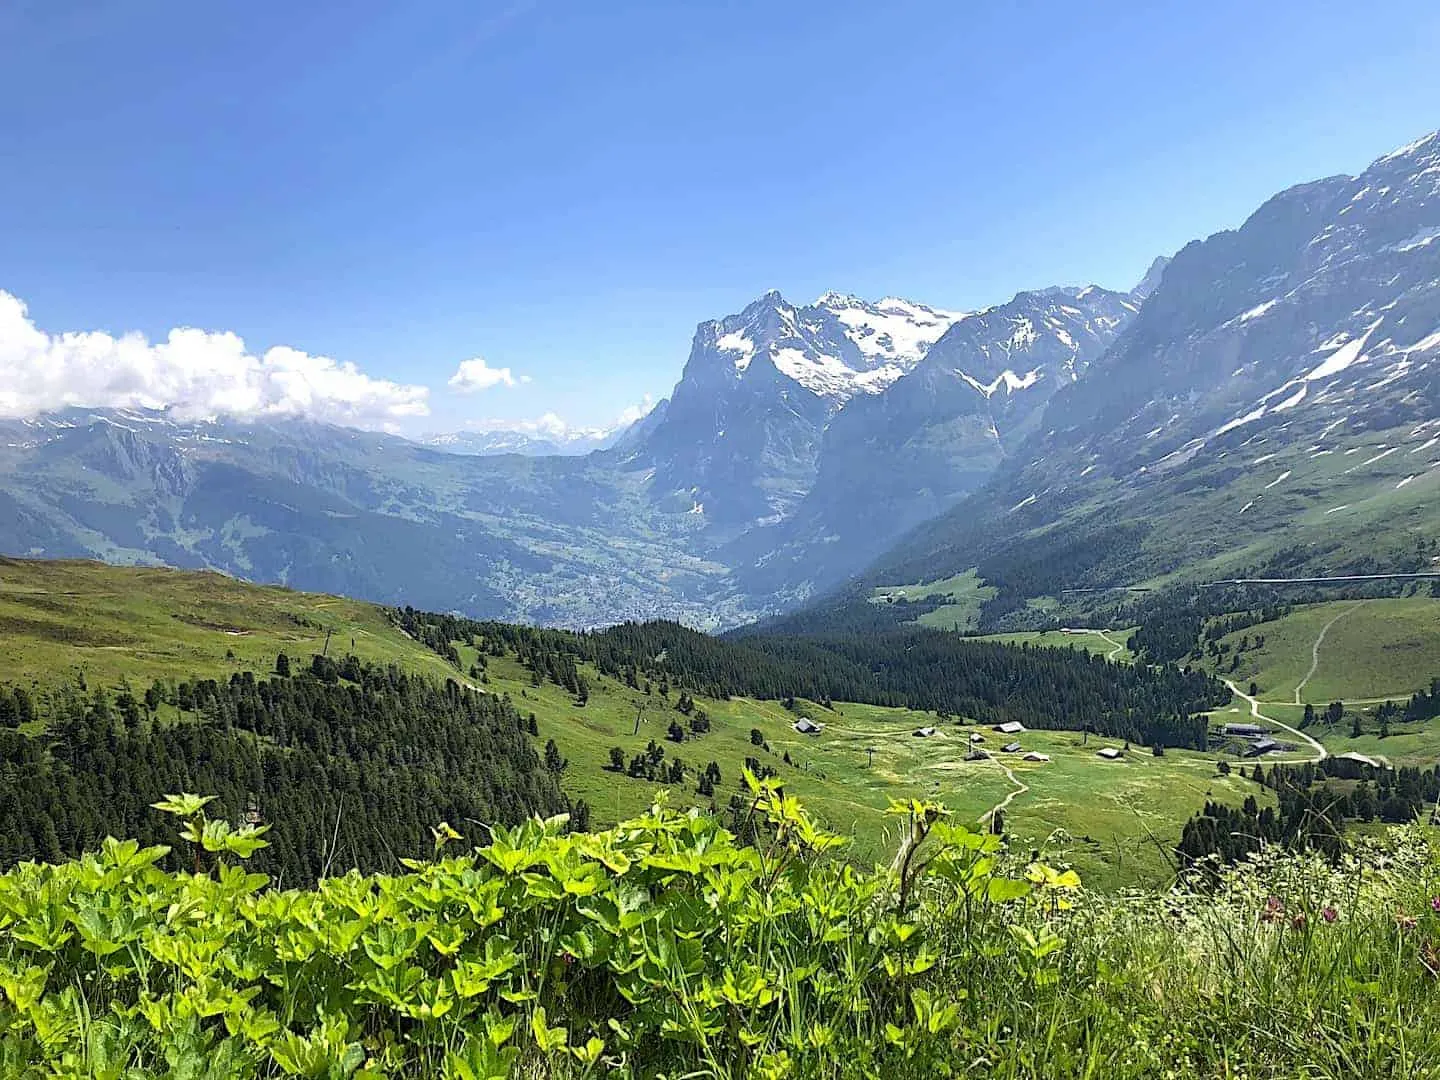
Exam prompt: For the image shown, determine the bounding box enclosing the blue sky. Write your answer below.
[1,0,1438,433]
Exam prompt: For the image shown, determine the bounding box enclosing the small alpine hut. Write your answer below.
[793,717,825,736]
[994,721,1026,736]
[1096,746,1124,761]
[1023,751,1050,763]
[913,726,938,738]
[1001,741,1023,754]
[1223,723,1267,738]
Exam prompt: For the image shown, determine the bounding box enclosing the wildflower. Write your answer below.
[1431,896,1440,914]
[1291,912,1306,931]
[1322,906,1338,924]
[1423,940,1440,978]
[1397,911,1418,932]
[1261,896,1283,924]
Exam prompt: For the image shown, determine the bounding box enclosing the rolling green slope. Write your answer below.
[1210,598,1440,703]
[0,556,462,690]
[0,558,1265,887]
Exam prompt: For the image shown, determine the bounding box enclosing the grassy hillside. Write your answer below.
[0,558,1269,888]
[496,649,1253,885]
[0,556,462,689]
[871,569,997,630]
[845,416,1440,641]
[1211,597,1440,703]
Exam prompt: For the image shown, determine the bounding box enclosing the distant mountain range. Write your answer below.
[2,129,1437,630]
[422,424,623,458]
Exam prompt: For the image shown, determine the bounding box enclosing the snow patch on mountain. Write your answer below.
[958,369,1043,397]
[1390,225,1440,253]
[819,292,966,366]
[1307,320,1382,382]
[716,330,756,371]
[1239,299,1278,322]
[1217,405,1269,436]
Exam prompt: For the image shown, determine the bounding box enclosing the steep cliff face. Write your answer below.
[734,285,1139,598]
[625,290,964,525]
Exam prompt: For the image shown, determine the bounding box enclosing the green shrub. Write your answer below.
[5,781,1440,1078]
[0,776,1061,1078]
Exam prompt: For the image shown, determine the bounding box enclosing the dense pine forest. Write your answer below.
[0,660,568,882]
[395,610,1228,748]
[1178,756,1440,867]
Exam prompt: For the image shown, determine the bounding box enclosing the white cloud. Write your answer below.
[462,395,657,443]
[464,411,589,439]
[612,394,656,429]
[448,355,519,393]
[0,290,429,429]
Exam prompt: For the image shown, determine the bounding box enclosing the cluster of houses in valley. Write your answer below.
[786,703,1357,778]
[791,713,1142,767]
[909,720,1058,763]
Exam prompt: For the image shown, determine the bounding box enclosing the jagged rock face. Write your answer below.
[627,290,966,525]
[855,131,1440,602]
[733,286,1139,596]
[1042,131,1440,469]
[1131,255,1172,300]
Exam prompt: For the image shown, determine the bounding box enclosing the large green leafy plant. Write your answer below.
[0,775,1063,1078]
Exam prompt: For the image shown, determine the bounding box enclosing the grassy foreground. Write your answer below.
[3,787,1440,1079]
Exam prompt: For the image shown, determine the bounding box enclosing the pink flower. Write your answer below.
[1430,896,1440,914]
[1397,911,1419,932]
[1322,906,1338,923]
[1291,913,1307,931]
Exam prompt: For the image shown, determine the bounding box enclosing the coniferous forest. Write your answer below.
[1178,757,1440,867]
[395,610,1228,748]
[0,660,568,883]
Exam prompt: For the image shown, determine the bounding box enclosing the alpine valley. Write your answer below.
[2,130,1439,632]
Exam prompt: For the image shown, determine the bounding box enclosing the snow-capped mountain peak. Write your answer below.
[817,292,968,370]
[697,289,968,404]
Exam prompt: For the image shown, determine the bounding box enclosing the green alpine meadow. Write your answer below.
[4,559,1440,1076]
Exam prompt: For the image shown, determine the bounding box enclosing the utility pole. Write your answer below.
[322,629,333,657]
[867,747,876,768]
